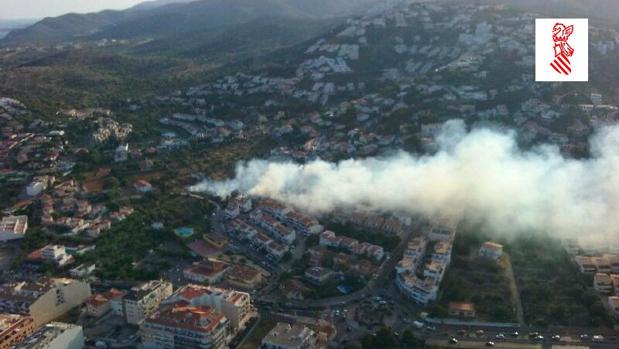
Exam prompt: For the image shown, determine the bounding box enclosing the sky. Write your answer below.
[0,0,145,20]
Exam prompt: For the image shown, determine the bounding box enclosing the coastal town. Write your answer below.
[0,0,618,349]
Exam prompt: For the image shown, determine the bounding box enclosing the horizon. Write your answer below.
[0,0,146,20]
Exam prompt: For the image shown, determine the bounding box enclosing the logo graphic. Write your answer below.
[550,23,574,75]
[535,18,588,82]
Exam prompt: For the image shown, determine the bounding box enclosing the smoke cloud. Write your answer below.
[191,120,619,242]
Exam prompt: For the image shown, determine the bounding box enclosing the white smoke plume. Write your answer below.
[191,120,619,242]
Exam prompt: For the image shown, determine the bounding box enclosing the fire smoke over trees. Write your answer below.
[191,120,619,243]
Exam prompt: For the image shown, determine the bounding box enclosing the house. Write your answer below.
[85,288,125,318]
[69,263,96,278]
[203,232,228,249]
[593,273,613,294]
[364,244,384,261]
[41,244,74,267]
[0,215,28,241]
[114,144,129,162]
[280,280,310,300]
[608,296,619,319]
[319,230,341,248]
[134,180,153,193]
[339,236,359,252]
[224,202,240,219]
[183,260,228,284]
[479,242,503,261]
[261,322,318,349]
[304,267,333,285]
[611,274,619,295]
[164,284,252,330]
[226,265,262,291]
[448,302,476,318]
[26,176,54,196]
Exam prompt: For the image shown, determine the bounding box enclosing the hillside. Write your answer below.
[0,0,379,47]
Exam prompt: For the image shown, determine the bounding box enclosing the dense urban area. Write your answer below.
[0,0,618,349]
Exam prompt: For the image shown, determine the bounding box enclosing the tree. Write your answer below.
[362,328,398,349]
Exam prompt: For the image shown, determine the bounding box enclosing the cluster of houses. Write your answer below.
[91,117,133,144]
[564,238,619,320]
[395,225,455,306]
[37,179,134,237]
[181,259,264,291]
[87,281,254,349]
[159,112,245,143]
[319,230,384,262]
[0,275,260,349]
[224,197,324,261]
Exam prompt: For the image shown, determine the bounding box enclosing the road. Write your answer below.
[504,253,525,326]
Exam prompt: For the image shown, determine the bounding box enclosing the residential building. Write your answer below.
[432,241,452,262]
[141,302,228,349]
[0,314,35,349]
[85,289,125,318]
[319,231,340,248]
[448,302,476,318]
[608,296,619,319]
[339,236,358,252]
[165,285,252,331]
[395,256,419,274]
[594,273,613,294]
[225,265,262,291]
[0,215,28,241]
[266,241,288,260]
[114,144,128,162]
[14,322,84,349]
[41,245,74,267]
[424,260,447,280]
[0,278,91,326]
[611,274,619,295]
[479,242,503,261]
[279,280,310,300]
[594,257,611,273]
[224,202,240,220]
[123,280,173,325]
[304,267,333,285]
[69,264,96,279]
[203,233,228,249]
[133,180,153,193]
[575,256,597,273]
[395,272,438,306]
[282,211,323,236]
[26,176,54,197]
[183,261,228,284]
[226,219,257,241]
[261,322,318,349]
